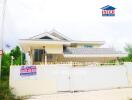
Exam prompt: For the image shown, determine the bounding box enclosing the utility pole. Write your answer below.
[0,0,7,79]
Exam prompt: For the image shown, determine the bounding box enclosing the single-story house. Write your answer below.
[19,30,127,65]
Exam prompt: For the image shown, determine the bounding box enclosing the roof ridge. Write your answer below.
[29,32,50,39]
[49,29,72,41]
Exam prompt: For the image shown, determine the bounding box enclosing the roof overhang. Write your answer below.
[30,32,61,40]
[71,41,105,45]
[19,39,71,52]
[19,39,71,45]
[64,54,127,58]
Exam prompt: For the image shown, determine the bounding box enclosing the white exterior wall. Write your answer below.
[10,63,132,96]
[45,44,63,54]
[10,65,72,96]
[70,66,128,91]
[124,62,132,87]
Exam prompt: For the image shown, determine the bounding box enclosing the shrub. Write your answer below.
[0,79,18,100]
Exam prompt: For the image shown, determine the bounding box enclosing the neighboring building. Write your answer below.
[19,30,126,65]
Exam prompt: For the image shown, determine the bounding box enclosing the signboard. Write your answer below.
[0,50,3,55]
[20,66,37,76]
[101,5,116,16]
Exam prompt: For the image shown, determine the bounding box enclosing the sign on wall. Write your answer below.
[20,66,37,76]
[0,50,3,55]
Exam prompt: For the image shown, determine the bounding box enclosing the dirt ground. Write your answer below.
[27,88,132,100]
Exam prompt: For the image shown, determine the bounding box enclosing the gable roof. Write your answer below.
[30,29,71,41]
[30,32,61,40]
[28,29,104,45]
[49,29,72,41]
[39,36,52,39]
[101,5,116,10]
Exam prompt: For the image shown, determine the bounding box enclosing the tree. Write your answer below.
[10,46,25,65]
[125,44,132,58]
[119,44,132,62]
[1,46,25,77]
[1,52,11,76]
[1,46,25,99]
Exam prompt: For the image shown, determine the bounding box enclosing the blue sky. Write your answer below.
[0,0,132,51]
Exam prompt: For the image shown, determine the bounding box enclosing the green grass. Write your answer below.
[0,76,25,100]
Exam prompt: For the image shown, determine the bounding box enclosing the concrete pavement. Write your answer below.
[27,88,132,100]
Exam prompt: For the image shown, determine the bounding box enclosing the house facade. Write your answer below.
[19,30,126,65]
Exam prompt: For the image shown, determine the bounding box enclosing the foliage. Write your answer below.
[1,46,25,77]
[0,46,26,100]
[125,44,132,59]
[119,56,132,62]
[0,77,16,100]
[10,46,25,65]
[0,77,24,100]
[1,53,11,76]
[120,44,132,62]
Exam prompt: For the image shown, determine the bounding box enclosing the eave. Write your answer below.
[71,41,105,45]
[64,54,127,58]
[19,39,71,45]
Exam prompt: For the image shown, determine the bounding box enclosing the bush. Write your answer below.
[0,78,19,100]
[0,76,26,100]
[0,46,26,100]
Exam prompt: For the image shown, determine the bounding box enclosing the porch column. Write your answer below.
[30,47,33,65]
[26,51,31,65]
[45,53,47,65]
[43,46,47,65]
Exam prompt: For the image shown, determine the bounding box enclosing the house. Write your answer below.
[19,30,126,65]
[101,5,116,16]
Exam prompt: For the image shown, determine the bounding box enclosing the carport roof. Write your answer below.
[64,47,127,57]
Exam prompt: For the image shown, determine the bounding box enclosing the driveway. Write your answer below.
[27,88,132,100]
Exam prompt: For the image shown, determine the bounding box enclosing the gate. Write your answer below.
[57,66,128,92]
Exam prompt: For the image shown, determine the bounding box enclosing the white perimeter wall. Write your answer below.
[9,63,132,96]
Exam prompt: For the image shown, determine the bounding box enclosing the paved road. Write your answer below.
[27,88,132,100]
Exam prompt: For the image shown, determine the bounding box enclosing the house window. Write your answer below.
[47,54,53,61]
[34,49,44,62]
[84,45,93,48]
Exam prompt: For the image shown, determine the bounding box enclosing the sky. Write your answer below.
[0,0,132,51]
